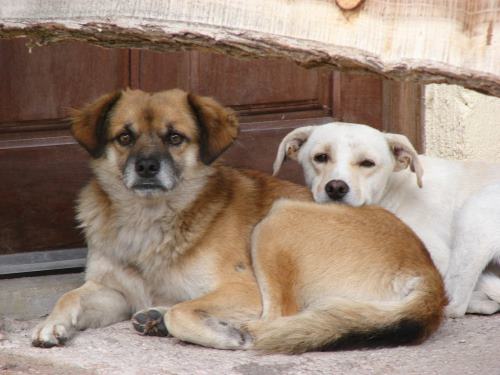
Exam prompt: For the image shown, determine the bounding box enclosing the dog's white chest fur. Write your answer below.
[81,191,216,308]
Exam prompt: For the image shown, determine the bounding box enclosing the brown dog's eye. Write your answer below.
[314,153,329,163]
[359,159,375,168]
[117,131,134,146]
[166,132,184,146]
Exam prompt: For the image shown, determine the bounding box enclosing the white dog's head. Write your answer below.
[273,122,423,206]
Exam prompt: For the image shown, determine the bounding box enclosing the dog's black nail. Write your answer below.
[147,309,162,320]
[36,340,57,348]
[132,321,145,333]
[133,312,148,324]
[132,309,169,337]
[155,321,168,336]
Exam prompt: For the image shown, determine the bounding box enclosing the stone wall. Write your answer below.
[425,84,500,161]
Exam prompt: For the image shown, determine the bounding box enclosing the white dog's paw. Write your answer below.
[31,320,71,348]
[466,292,500,315]
[445,303,467,318]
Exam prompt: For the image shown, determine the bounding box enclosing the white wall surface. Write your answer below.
[425,84,500,161]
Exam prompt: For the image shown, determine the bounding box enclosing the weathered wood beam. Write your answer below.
[1,0,499,97]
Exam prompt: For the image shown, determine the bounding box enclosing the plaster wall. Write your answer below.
[424,84,500,161]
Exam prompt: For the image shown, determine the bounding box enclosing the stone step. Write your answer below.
[0,273,84,320]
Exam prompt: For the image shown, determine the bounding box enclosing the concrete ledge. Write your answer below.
[0,273,85,320]
[0,352,92,375]
[1,273,499,374]
[1,316,499,375]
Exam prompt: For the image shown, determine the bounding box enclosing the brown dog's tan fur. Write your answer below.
[247,200,446,353]
[32,89,445,353]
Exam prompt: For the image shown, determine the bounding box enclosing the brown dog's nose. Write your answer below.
[136,157,160,178]
[325,180,349,201]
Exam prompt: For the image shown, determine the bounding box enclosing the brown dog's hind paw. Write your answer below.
[132,308,169,337]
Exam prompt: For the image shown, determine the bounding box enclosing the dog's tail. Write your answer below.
[249,285,446,354]
[477,273,500,303]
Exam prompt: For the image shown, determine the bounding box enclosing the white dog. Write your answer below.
[273,122,500,317]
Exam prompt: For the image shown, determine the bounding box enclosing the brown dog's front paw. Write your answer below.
[132,308,169,337]
[31,322,70,348]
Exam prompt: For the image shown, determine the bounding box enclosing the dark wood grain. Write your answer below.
[0,39,422,259]
[0,39,129,123]
[195,52,330,109]
[137,50,333,122]
[223,117,335,184]
[382,80,424,152]
[333,71,423,150]
[0,135,90,254]
[135,50,191,92]
[333,71,384,129]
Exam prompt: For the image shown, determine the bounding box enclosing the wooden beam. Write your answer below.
[1,0,499,97]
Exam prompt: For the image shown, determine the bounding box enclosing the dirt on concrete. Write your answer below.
[0,315,499,375]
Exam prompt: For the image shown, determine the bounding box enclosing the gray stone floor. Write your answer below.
[1,314,499,375]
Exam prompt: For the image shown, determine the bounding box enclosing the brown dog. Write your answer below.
[246,200,446,353]
[31,89,446,353]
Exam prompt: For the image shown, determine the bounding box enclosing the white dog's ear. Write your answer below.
[385,133,424,188]
[273,126,314,176]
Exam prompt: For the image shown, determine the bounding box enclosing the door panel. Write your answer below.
[136,50,333,122]
[0,39,129,123]
[0,39,334,260]
[223,117,334,184]
[0,38,421,270]
[195,52,324,106]
[0,39,131,258]
[133,50,191,92]
[0,139,90,254]
[332,72,383,130]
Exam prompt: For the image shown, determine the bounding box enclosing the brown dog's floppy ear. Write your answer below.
[70,91,122,158]
[273,126,314,176]
[187,93,239,165]
[385,133,424,188]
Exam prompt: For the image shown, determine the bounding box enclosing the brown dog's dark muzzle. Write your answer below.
[135,157,161,178]
[125,151,178,193]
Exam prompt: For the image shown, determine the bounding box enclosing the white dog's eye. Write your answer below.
[359,159,375,168]
[313,153,329,163]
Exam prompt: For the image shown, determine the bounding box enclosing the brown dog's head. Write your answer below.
[71,89,238,197]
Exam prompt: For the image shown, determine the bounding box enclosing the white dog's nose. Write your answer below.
[325,180,349,201]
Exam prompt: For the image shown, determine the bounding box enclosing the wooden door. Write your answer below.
[0,39,421,274]
[131,49,334,181]
[0,40,130,273]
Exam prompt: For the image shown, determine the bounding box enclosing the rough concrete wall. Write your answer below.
[425,84,500,161]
